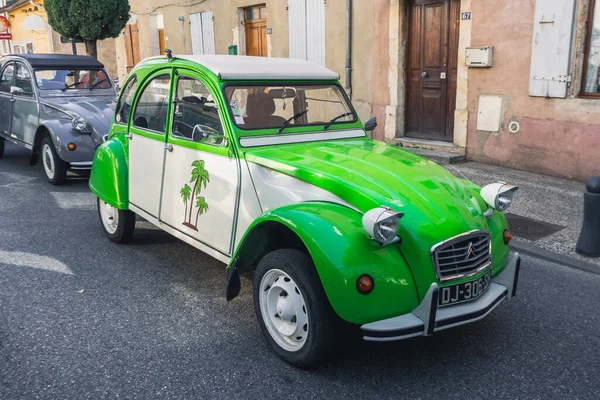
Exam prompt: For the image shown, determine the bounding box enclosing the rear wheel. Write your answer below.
[97,198,136,244]
[41,137,66,185]
[253,249,337,368]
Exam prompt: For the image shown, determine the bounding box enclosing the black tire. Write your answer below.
[97,198,136,244]
[0,137,4,159]
[40,137,67,185]
[253,249,337,368]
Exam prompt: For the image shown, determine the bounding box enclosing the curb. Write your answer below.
[511,240,600,276]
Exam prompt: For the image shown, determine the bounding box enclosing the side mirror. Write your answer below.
[10,86,24,95]
[364,116,377,132]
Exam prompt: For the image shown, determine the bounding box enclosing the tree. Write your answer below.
[45,0,130,58]
[194,196,209,227]
[182,160,210,231]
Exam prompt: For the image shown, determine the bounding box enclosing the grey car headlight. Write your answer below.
[362,207,404,245]
[480,182,519,212]
[72,116,91,133]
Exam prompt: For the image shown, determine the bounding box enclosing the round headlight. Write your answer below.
[480,182,519,212]
[362,207,404,245]
[72,117,90,132]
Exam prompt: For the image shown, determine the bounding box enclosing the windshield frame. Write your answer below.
[221,81,359,134]
[33,68,113,91]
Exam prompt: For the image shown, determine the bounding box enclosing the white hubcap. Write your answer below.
[259,269,309,352]
[42,143,55,179]
[99,201,119,234]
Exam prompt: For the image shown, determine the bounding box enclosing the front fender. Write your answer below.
[230,202,420,325]
[89,136,128,209]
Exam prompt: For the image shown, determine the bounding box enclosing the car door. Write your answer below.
[159,71,240,255]
[11,62,38,145]
[0,62,15,138]
[127,70,172,218]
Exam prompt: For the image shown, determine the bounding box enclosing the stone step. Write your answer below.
[395,137,465,154]
[400,146,466,165]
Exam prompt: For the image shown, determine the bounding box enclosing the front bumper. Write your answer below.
[361,252,521,341]
[69,161,93,170]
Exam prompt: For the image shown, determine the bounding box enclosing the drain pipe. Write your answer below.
[345,0,352,99]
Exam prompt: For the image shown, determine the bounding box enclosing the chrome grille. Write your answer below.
[431,230,492,281]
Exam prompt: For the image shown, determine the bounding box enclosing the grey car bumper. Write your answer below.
[69,161,93,170]
[361,252,521,341]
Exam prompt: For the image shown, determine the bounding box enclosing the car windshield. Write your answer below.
[224,84,356,131]
[34,69,111,90]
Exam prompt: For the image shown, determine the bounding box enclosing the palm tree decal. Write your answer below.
[180,184,192,222]
[181,160,210,231]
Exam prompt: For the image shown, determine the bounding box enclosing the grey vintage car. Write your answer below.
[0,54,116,184]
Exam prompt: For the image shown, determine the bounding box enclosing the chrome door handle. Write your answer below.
[165,144,173,152]
[125,134,133,140]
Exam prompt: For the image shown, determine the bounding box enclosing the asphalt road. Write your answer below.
[1,142,599,400]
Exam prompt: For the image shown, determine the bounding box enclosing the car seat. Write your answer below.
[244,92,286,129]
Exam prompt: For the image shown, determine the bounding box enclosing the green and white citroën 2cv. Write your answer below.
[90,54,521,368]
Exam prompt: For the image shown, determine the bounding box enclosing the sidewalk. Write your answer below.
[443,162,600,272]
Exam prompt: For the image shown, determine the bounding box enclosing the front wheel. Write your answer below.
[97,198,136,243]
[253,249,337,368]
[41,137,67,185]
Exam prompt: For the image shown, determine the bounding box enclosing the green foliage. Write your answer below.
[45,0,130,41]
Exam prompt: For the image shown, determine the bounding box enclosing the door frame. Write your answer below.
[404,0,460,143]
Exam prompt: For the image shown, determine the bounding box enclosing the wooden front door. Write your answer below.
[244,5,267,57]
[158,29,166,55]
[123,23,141,73]
[406,0,460,142]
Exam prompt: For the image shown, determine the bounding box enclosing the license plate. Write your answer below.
[438,270,492,307]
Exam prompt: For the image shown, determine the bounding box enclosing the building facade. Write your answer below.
[118,0,599,180]
[0,0,119,78]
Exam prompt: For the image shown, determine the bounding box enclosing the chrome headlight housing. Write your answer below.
[362,207,404,245]
[72,116,90,133]
[480,182,519,212]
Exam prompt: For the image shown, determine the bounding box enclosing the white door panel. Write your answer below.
[160,145,238,255]
[129,134,165,217]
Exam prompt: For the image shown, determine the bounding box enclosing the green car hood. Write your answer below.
[245,138,491,295]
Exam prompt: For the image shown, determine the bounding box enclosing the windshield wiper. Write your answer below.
[61,81,83,91]
[324,112,354,130]
[277,110,309,134]
[89,79,107,90]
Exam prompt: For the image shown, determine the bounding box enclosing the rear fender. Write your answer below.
[228,201,420,325]
[89,136,129,209]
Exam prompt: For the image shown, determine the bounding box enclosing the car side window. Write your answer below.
[115,76,137,125]
[132,74,171,133]
[171,75,224,146]
[14,63,34,97]
[0,63,14,93]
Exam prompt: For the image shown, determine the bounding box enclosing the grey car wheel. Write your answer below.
[41,137,66,185]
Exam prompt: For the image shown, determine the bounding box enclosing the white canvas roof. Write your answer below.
[175,55,340,81]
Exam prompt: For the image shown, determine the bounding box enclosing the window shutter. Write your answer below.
[190,12,216,55]
[529,0,576,98]
[288,0,307,60]
[201,11,216,55]
[190,13,205,55]
[306,0,326,66]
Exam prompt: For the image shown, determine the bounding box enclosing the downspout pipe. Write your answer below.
[346,0,352,99]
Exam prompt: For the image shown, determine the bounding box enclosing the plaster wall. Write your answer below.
[5,0,51,54]
[466,0,600,180]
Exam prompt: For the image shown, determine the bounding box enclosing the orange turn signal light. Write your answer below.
[67,143,76,151]
[503,229,513,244]
[356,274,375,295]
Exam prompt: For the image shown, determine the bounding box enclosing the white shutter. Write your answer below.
[288,0,307,60]
[201,11,216,55]
[528,0,576,98]
[306,0,325,66]
[190,13,205,55]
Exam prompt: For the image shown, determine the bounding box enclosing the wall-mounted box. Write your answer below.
[466,46,493,67]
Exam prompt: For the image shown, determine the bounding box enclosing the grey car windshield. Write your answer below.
[224,84,356,130]
[34,69,111,90]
